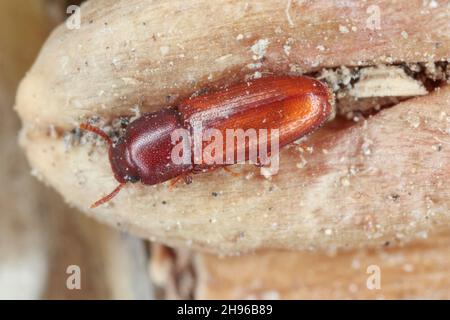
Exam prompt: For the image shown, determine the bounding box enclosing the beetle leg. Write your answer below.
[192,165,216,174]
[183,175,193,185]
[168,176,183,191]
[253,152,273,167]
[169,174,193,191]
[253,162,264,168]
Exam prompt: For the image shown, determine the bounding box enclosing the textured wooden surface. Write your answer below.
[194,231,450,299]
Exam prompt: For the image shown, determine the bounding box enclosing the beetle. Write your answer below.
[80,76,333,208]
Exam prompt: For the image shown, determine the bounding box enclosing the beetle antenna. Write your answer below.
[80,123,122,208]
[80,123,112,147]
[90,183,125,209]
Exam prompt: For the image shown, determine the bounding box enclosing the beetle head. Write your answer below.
[109,138,140,184]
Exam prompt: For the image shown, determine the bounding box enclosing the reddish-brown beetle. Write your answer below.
[81,76,333,208]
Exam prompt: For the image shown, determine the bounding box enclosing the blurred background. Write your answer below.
[2,0,450,300]
[0,0,158,300]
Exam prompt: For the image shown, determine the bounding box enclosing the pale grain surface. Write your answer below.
[19,85,450,254]
[16,0,450,128]
[15,0,450,254]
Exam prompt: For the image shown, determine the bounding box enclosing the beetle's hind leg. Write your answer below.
[183,175,192,184]
[252,152,273,168]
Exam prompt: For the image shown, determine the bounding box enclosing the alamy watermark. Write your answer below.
[366,5,381,30]
[66,265,81,290]
[366,264,381,290]
[170,126,280,173]
[66,5,81,30]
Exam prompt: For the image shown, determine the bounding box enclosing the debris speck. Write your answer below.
[339,25,350,33]
[402,264,414,272]
[389,194,400,202]
[283,38,294,56]
[251,39,270,60]
[296,156,308,168]
[429,0,439,8]
[129,105,141,122]
[361,138,373,156]
[341,178,350,187]
[407,112,421,128]
[432,144,442,151]
[260,166,276,179]
[215,53,233,62]
[30,168,43,181]
[351,258,361,269]
[348,283,359,293]
[247,62,262,69]
[245,171,255,180]
[261,290,280,300]
[159,46,170,56]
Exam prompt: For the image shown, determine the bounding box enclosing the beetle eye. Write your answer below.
[124,175,140,183]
